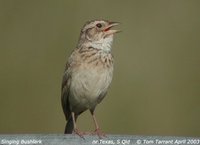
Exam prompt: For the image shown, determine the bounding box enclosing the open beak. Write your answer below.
[103,22,120,35]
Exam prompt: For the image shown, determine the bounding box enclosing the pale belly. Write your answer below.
[69,65,113,113]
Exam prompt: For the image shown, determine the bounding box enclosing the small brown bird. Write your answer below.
[61,20,120,137]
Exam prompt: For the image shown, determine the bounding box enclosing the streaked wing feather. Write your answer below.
[61,63,71,120]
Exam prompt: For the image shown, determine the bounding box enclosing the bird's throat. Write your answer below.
[87,37,113,53]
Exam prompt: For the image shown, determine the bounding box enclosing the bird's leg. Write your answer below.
[90,110,106,138]
[71,112,84,138]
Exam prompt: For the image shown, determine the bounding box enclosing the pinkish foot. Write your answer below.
[91,128,106,138]
[73,128,85,139]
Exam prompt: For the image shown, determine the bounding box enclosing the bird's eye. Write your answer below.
[96,23,102,28]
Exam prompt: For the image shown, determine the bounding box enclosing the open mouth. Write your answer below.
[103,22,120,34]
[104,27,112,32]
[104,22,119,32]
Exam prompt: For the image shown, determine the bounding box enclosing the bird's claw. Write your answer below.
[91,128,106,138]
[73,129,85,139]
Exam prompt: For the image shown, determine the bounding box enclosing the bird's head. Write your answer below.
[78,20,120,51]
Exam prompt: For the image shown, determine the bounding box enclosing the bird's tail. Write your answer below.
[65,116,74,134]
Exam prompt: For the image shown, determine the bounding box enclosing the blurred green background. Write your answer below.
[0,0,200,136]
